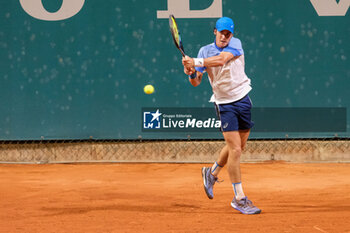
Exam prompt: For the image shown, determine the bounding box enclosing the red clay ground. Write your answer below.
[0,162,349,233]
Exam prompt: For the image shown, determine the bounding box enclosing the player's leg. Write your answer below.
[224,130,260,214]
[239,129,250,151]
[210,145,228,177]
[201,103,228,199]
[204,119,250,192]
[223,130,252,199]
[231,129,249,199]
[222,131,242,184]
[209,102,233,178]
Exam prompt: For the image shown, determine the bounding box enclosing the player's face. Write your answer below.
[214,29,233,48]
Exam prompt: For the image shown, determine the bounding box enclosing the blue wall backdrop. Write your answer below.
[0,0,349,140]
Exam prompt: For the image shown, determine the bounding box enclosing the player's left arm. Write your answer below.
[183,52,234,69]
[183,38,243,69]
[201,51,235,67]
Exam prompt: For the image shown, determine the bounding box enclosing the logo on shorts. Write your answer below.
[143,109,162,129]
[223,122,229,129]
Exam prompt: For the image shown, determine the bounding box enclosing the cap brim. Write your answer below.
[217,27,233,33]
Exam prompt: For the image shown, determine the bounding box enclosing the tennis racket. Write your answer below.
[169,14,186,57]
[169,14,196,78]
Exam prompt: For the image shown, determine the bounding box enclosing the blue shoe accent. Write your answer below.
[231,197,261,215]
[201,167,217,199]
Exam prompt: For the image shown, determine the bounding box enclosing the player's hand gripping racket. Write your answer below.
[169,14,196,79]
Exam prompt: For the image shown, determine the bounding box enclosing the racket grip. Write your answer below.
[189,71,197,79]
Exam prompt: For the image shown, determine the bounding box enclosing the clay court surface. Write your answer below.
[0,162,349,233]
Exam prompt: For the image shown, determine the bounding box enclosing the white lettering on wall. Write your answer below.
[310,0,349,16]
[19,0,85,21]
[19,0,349,21]
[157,0,222,18]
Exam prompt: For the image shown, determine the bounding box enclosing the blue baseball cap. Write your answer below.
[215,17,234,34]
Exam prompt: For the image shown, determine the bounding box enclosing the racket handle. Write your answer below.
[180,50,186,57]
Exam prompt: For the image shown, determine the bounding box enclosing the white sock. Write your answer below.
[211,162,223,177]
[232,182,245,200]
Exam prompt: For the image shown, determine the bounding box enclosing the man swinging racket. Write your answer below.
[182,17,261,215]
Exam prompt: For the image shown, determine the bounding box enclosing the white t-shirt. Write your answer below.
[195,37,252,104]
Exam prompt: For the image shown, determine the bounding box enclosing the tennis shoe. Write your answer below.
[201,167,218,199]
[231,197,261,215]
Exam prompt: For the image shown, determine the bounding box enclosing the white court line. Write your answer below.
[313,225,328,233]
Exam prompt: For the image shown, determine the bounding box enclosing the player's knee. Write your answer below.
[229,147,242,159]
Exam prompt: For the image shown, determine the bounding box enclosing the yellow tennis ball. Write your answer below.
[144,84,154,94]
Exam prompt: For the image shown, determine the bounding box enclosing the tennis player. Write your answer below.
[182,17,261,215]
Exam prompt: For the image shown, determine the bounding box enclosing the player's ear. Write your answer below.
[213,28,217,35]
